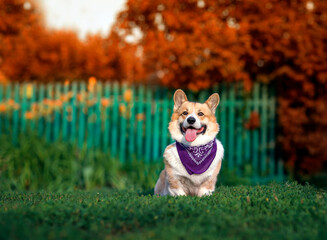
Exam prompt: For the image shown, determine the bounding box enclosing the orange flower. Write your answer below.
[64,79,70,86]
[26,84,33,99]
[0,104,6,112]
[124,89,133,102]
[136,113,145,121]
[60,95,69,102]
[77,94,84,102]
[44,100,51,106]
[119,104,126,114]
[54,100,62,107]
[8,99,15,106]
[25,111,34,120]
[31,103,38,111]
[88,76,96,85]
[101,98,110,107]
[88,77,97,92]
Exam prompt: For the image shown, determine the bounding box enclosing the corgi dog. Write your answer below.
[154,89,224,197]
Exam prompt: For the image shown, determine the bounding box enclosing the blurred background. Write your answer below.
[0,0,326,191]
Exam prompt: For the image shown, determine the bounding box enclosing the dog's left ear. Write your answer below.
[173,89,188,112]
[205,93,220,113]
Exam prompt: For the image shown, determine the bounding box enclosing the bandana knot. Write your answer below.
[176,139,217,175]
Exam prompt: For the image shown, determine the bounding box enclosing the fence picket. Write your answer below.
[128,86,136,157]
[70,82,78,144]
[145,88,153,162]
[252,83,260,179]
[119,83,128,163]
[228,85,235,170]
[269,88,276,178]
[199,90,207,103]
[102,82,111,151]
[152,89,160,161]
[53,83,61,141]
[12,84,19,144]
[244,92,251,165]
[87,84,95,149]
[29,83,37,131]
[136,86,144,158]
[261,85,268,176]
[95,82,102,148]
[78,82,86,148]
[111,82,119,157]
[220,84,227,153]
[37,84,45,136]
[161,89,169,154]
[236,85,243,175]
[62,82,69,140]
[5,83,12,131]
[45,84,53,142]
[20,83,28,133]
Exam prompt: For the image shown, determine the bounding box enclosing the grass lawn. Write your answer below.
[0,182,326,240]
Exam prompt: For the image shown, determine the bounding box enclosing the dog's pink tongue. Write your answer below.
[185,128,197,142]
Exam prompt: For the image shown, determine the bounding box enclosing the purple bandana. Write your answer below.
[176,139,217,175]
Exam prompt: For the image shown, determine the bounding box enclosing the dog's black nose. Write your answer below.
[187,117,196,124]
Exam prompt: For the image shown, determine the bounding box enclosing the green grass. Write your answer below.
[1,134,324,239]
[0,182,326,240]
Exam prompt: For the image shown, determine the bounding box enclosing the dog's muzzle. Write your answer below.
[180,123,207,142]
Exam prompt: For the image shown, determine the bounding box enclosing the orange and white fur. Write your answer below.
[154,89,224,197]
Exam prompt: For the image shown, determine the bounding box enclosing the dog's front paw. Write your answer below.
[198,188,214,197]
[168,187,186,197]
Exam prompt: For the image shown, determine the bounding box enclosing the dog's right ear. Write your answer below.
[173,89,188,112]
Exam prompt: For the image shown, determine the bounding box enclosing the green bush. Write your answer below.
[0,133,162,191]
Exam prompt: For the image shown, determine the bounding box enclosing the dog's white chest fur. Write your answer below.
[157,139,224,196]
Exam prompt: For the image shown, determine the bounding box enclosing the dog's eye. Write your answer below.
[198,112,204,116]
[182,111,188,115]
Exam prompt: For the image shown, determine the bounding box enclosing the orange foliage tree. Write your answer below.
[0,0,41,80]
[0,0,131,82]
[114,0,327,175]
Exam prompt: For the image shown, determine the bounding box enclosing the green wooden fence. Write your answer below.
[0,81,284,182]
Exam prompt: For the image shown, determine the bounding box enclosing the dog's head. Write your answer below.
[168,89,220,146]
